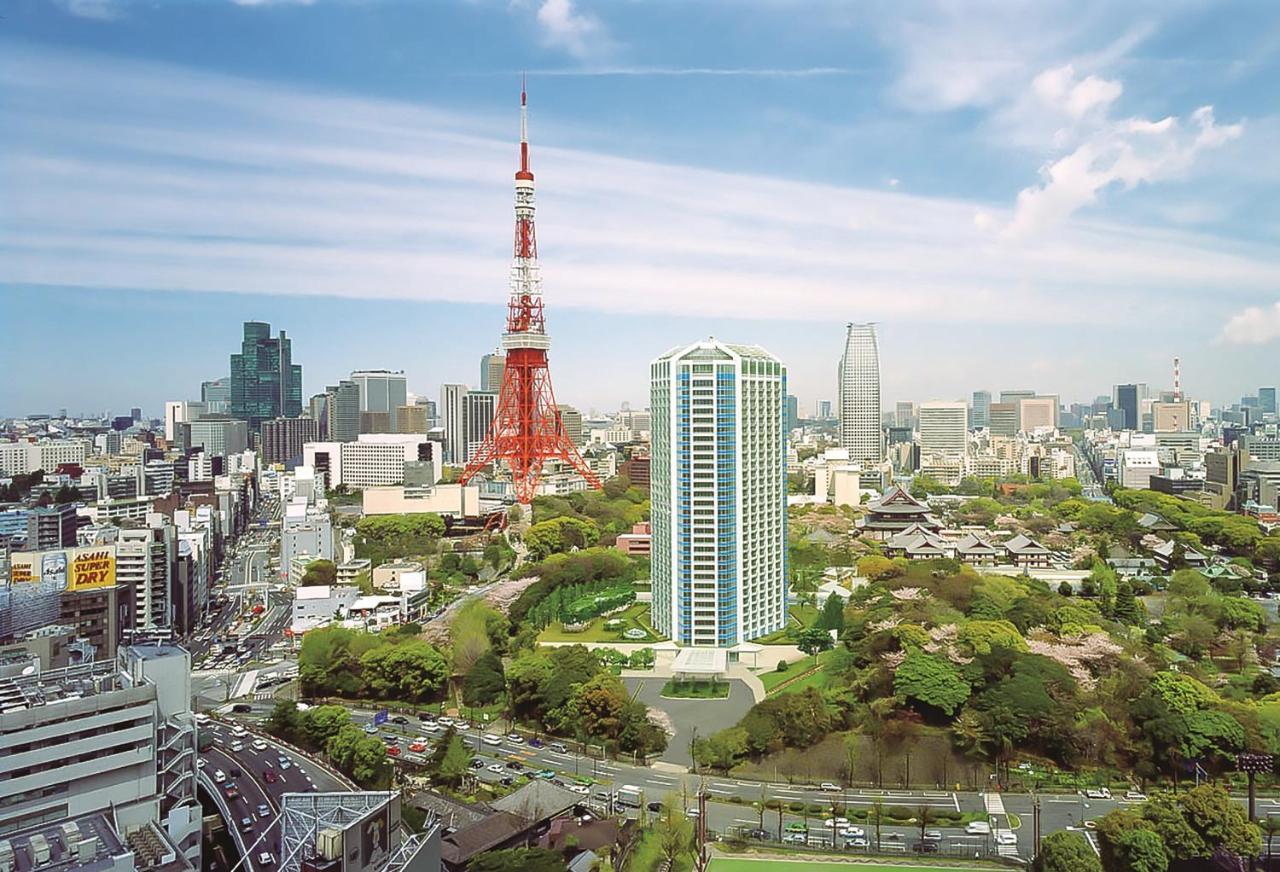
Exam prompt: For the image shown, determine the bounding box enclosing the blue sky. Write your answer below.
[2,0,1279,418]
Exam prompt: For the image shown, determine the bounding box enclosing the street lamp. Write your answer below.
[1237,753,1274,822]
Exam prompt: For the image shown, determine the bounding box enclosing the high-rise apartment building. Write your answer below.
[230,321,303,430]
[462,391,498,463]
[261,416,319,465]
[918,402,968,457]
[651,339,788,647]
[351,370,407,431]
[25,503,78,550]
[480,351,506,393]
[117,518,176,637]
[838,323,883,468]
[785,395,799,432]
[440,384,468,465]
[971,390,992,429]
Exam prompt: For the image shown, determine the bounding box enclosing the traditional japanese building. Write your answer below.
[858,485,941,539]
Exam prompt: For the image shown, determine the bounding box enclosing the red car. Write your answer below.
[263,769,277,784]
[386,745,401,757]
[408,742,426,753]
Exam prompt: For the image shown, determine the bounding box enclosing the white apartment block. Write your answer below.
[651,339,788,648]
[0,440,90,476]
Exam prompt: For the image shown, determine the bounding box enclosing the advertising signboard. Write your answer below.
[8,545,117,592]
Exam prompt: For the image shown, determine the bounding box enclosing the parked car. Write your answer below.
[469,760,485,770]
[487,764,506,774]
[385,745,400,757]
[408,742,427,753]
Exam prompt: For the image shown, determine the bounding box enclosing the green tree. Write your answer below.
[1113,580,1141,625]
[462,651,506,706]
[815,592,846,632]
[467,848,564,872]
[427,727,473,788]
[1032,830,1102,872]
[53,484,79,504]
[300,559,337,587]
[894,651,971,716]
[359,641,449,702]
[653,802,694,868]
[1112,828,1167,872]
[795,626,833,656]
[298,705,353,750]
[266,700,302,744]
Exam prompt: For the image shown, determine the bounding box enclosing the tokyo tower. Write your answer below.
[459,85,602,504]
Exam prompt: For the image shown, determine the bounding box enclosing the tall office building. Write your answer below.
[838,323,883,467]
[440,384,468,465]
[971,390,992,429]
[817,400,833,419]
[396,404,428,434]
[1115,384,1140,431]
[557,404,585,447]
[1019,396,1059,432]
[180,415,249,457]
[322,381,360,443]
[918,402,968,457]
[351,370,407,431]
[229,321,303,431]
[261,416,319,465]
[1260,387,1277,415]
[894,401,916,429]
[650,338,788,647]
[462,391,498,463]
[201,377,230,413]
[480,351,506,392]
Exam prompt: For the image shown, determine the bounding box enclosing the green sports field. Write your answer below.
[707,860,994,872]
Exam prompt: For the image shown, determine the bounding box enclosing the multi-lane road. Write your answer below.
[198,716,351,872]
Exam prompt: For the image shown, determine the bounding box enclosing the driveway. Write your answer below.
[623,676,755,766]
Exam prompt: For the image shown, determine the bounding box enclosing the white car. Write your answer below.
[454,722,471,731]
[230,741,244,752]
[823,817,850,828]
[846,838,868,849]
[820,782,841,792]
[839,827,865,838]
[1124,791,1147,802]
[232,726,248,738]
[483,733,502,746]
[566,784,590,796]
[438,717,455,727]
[213,769,226,783]
[486,764,506,774]
[1084,787,1112,799]
[965,821,991,835]
[506,733,524,745]
[197,759,206,769]
[783,833,806,845]
[253,739,268,751]
[994,831,1018,846]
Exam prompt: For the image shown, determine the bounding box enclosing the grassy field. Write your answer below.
[536,602,665,643]
[754,603,820,645]
[759,649,833,694]
[708,860,994,872]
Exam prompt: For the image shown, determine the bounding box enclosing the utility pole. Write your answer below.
[1033,795,1042,857]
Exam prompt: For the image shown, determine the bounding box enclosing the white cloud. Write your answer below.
[535,0,606,60]
[2,43,1277,339]
[529,66,859,78]
[1031,64,1121,119]
[1218,301,1280,345]
[52,0,120,20]
[1004,103,1242,237]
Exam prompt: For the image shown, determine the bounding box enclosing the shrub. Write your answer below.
[728,795,743,804]
[788,802,805,812]
[775,660,788,672]
[807,803,824,815]
[765,799,782,810]
[889,806,913,821]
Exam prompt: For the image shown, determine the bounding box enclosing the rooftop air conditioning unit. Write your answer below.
[59,822,81,848]
[28,834,50,866]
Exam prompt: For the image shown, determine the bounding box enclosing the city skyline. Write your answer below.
[4,1,1280,416]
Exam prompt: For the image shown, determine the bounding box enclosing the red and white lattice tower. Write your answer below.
[459,84,602,504]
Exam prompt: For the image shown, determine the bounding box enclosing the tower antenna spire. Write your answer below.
[459,81,602,503]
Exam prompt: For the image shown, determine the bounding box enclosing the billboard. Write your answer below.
[8,545,117,592]
[343,795,399,872]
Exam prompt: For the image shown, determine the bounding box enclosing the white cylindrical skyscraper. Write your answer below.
[839,323,883,467]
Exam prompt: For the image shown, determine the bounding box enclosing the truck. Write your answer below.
[615,785,643,809]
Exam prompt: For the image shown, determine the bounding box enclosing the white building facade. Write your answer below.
[651,339,788,648]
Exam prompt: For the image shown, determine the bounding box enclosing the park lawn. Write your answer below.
[708,860,994,872]
[536,602,666,643]
[753,603,820,645]
[758,649,833,694]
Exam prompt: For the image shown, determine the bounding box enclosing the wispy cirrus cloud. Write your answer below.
[2,41,1277,340]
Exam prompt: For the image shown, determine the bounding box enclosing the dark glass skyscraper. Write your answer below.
[230,321,303,431]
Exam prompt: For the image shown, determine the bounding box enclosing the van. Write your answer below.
[965,821,991,835]
[482,733,502,746]
[549,742,568,754]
